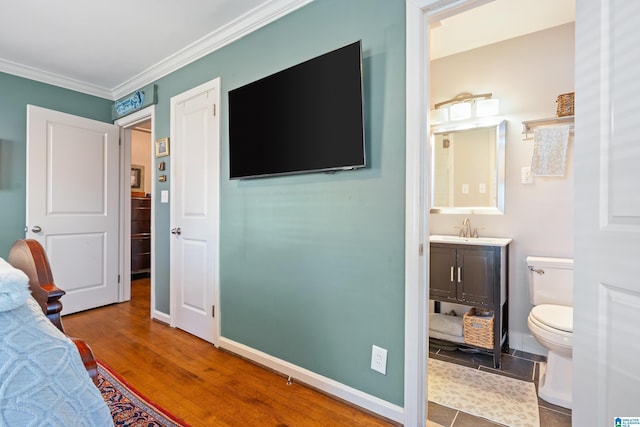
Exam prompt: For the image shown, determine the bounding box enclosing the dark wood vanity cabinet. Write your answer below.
[430,242,509,368]
[131,196,151,274]
[430,245,496,307]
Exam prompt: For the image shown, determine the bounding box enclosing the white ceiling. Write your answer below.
[0,0,573,100]
[0,0,311,99]
[430,0,575,60]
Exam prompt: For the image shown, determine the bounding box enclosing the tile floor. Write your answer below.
[428,344,572,427]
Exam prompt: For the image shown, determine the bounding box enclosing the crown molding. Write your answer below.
[1,0,313,101]
[111,0,314,99]
[0,58,113,99]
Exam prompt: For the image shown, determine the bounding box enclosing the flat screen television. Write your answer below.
[228,41,365,179]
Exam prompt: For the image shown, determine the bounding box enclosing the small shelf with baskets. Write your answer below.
[522,91,575,140]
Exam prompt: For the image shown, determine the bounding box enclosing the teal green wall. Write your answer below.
[151,0,406,404]
[0,0,407,406]
[0,72,112,258]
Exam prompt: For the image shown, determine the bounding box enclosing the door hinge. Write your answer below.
[213,104,216,117]
[212,305,215,318]
[119,137,122,146]
[118,274,121,283]
[419,243,424,256]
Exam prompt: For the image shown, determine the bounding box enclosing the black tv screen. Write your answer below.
[228,41,365,179]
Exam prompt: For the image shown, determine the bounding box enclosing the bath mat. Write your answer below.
[428,358,540,427]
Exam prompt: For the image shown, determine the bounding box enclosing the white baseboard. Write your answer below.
[218,337,404,424]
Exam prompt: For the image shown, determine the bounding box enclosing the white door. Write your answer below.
[170,78,220,344]
[26,105,120,314]
[573,0,640,424]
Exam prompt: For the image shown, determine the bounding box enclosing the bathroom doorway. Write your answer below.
[130,120,152,282]
[115,106,156,315]
[426,0,575,347]
[130,120,153,306]
[422,0,575,424]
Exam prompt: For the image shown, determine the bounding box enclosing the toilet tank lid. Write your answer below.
[526,256,574,269]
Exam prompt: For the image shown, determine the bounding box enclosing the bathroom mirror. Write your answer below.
[430,118,506,214]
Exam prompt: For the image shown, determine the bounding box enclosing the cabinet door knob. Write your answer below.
[450,266,454,282]
[457,267,462,283]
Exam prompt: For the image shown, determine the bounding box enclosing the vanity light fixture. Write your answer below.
[449,102,472,121]
[475,98,500,117]
[430,107,449,124]
[430,92,499,124]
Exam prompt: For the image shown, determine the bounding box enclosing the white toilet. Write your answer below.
[526,256,573,409]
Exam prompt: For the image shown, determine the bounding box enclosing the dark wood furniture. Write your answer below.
[7,239,99,384]
[131,196,151,274]
[430,241,509,368]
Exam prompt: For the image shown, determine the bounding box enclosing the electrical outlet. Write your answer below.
[371,345,388,375]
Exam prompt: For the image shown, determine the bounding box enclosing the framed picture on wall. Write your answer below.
[131,165,144,190]
[155,137,170,157]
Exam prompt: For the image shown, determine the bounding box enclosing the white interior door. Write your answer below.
[170,78,220,344]
[573,0,640,424]
[26,105,120,314]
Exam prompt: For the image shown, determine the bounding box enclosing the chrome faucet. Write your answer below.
[459,218,471,238]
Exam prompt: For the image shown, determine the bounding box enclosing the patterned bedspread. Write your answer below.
[0,258,113,426]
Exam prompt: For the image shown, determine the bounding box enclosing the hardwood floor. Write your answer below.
[63,279,397,427]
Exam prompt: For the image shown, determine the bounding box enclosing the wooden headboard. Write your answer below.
[7,239,66,331]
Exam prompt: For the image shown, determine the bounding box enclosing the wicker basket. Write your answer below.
[463,308,494,349]
[556,92,575,117]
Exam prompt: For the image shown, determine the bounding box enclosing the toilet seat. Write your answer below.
[528,314,572,343]
[530,304,573,333]
[528,305,573,355]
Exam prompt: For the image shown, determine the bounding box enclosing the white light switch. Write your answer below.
[461,184,469,194]
[161,190,169,203]
[479,183,486,193]
[521,166,533,184]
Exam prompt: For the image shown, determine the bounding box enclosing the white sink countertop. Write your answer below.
[429,235,513,247]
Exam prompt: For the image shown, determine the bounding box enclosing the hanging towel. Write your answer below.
[531,125,571,176]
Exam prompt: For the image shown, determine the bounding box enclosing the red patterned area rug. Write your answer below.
[97,361,189,427]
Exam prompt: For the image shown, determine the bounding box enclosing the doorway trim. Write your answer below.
[115,105,156,317]
[404,2,428,425]
[405,0,484,425]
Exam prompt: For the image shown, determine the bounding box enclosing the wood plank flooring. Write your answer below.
[63,279,397,427]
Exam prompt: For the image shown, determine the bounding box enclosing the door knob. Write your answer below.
[31,225,42,233]
[171,227,182,235]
